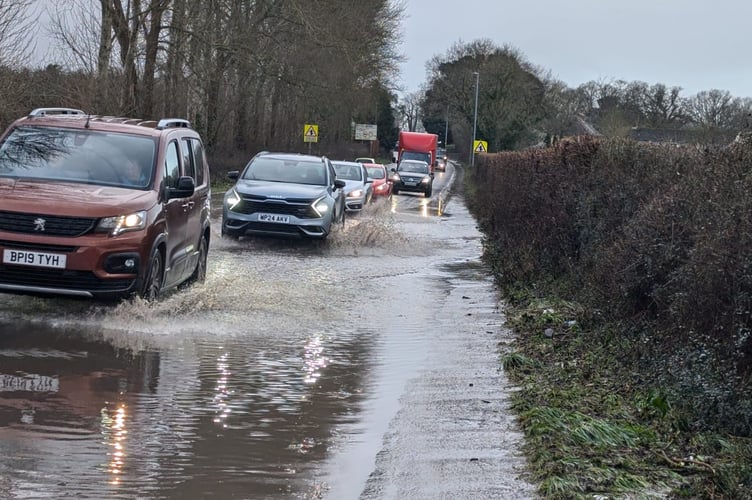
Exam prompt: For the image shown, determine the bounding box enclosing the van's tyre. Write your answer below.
[393,188,399,195]
[141,251,163,301]
[187,235,208,285]
[424,188,432,198]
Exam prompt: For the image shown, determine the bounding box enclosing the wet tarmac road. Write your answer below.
[0,164,535,499]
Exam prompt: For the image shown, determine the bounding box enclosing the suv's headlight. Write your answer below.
[311,196,330,217]
[348,189,363,198]
[97,210,147,236]
[421,176,431,184]
[225,188,241,210]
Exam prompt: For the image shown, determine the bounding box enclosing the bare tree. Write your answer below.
[0,0,34,67]
[684,89,738,129]
[398,90,423,131]
[641,83,684,127]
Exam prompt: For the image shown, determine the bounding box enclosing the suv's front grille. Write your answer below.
[0,265,134,292]
[235,198,319,218]
[0,211,97,237]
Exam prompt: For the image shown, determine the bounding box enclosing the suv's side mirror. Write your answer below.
[227,170,240,181]
[166,176,195,199]
[334,179,346,190]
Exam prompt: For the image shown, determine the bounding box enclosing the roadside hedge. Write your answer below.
[467,135,752,437]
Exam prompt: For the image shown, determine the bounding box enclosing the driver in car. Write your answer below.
[122,159,148,187]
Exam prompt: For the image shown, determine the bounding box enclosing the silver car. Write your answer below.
[222,152,346,239]
[332,160,374,212]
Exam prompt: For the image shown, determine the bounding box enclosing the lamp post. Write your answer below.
[471,71,479,166]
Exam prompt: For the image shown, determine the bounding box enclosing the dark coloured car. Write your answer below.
[222,152,347,240]
[434,158,447,172]
[391,159,433,197]
[0,107,212,301]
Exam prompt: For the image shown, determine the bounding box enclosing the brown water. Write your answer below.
[0,166,535,499]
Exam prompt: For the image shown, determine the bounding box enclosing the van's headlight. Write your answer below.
[97,210,147,236]
[312,196,329,217]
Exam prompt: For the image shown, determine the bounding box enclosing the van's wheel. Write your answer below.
[141,251,163,301]
[187,235,208,284]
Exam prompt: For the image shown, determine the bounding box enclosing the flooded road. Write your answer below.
[0,164,535,499]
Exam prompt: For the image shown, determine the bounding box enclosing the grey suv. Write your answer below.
[222,152,346,239]
[0,107,211,300]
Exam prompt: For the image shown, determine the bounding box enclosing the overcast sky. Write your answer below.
[398,0,752,99]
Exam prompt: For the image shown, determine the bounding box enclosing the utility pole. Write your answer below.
[471,71,479,166]
[444,105,449,153]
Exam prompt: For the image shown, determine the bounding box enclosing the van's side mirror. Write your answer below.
[166,176,195,199]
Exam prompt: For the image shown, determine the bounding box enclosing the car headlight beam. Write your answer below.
[97,210,147,236]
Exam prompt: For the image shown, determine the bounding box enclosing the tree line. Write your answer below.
[0,0,402,166]
[0,2,748,165]
[418,39,752,153]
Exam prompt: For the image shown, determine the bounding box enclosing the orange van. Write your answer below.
[0,108,211,300]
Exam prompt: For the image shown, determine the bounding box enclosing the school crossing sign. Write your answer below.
[304,124,319,143]
[473,140,488,153]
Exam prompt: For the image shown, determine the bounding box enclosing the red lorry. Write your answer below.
[397,131,438,173]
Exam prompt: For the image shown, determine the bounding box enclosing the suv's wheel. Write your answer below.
[141,251,163,301]
[424,187,432,197]
[187,235,208,285]
[221,225,240,240]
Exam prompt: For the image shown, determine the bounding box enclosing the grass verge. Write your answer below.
[499,290,752,499]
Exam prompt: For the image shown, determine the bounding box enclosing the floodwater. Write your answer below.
[0,165,535,499]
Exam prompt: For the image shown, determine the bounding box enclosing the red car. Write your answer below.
[363,163,393,200]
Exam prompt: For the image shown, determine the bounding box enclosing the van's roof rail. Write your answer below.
[28,108,86,117]
[156,118,191,129]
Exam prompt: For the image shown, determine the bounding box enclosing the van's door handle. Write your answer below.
[182,201,194,210]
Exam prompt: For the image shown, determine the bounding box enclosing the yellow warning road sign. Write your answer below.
[473,140,488,153]
[304,124,319,143]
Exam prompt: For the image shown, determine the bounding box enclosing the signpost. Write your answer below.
[304,124,318,153]
[354,124,377,141]
[355,123,378,158]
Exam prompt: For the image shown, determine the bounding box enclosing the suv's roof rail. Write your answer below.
[157,118,191,130]
[28,107,86,117]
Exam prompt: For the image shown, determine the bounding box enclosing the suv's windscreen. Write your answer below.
[0,126,157,189]
[243,157,327,185]
[398,161,429,173]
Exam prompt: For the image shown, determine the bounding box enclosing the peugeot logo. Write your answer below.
[33,218,46,232]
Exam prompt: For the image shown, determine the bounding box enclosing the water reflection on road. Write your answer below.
[0,166,531,499]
